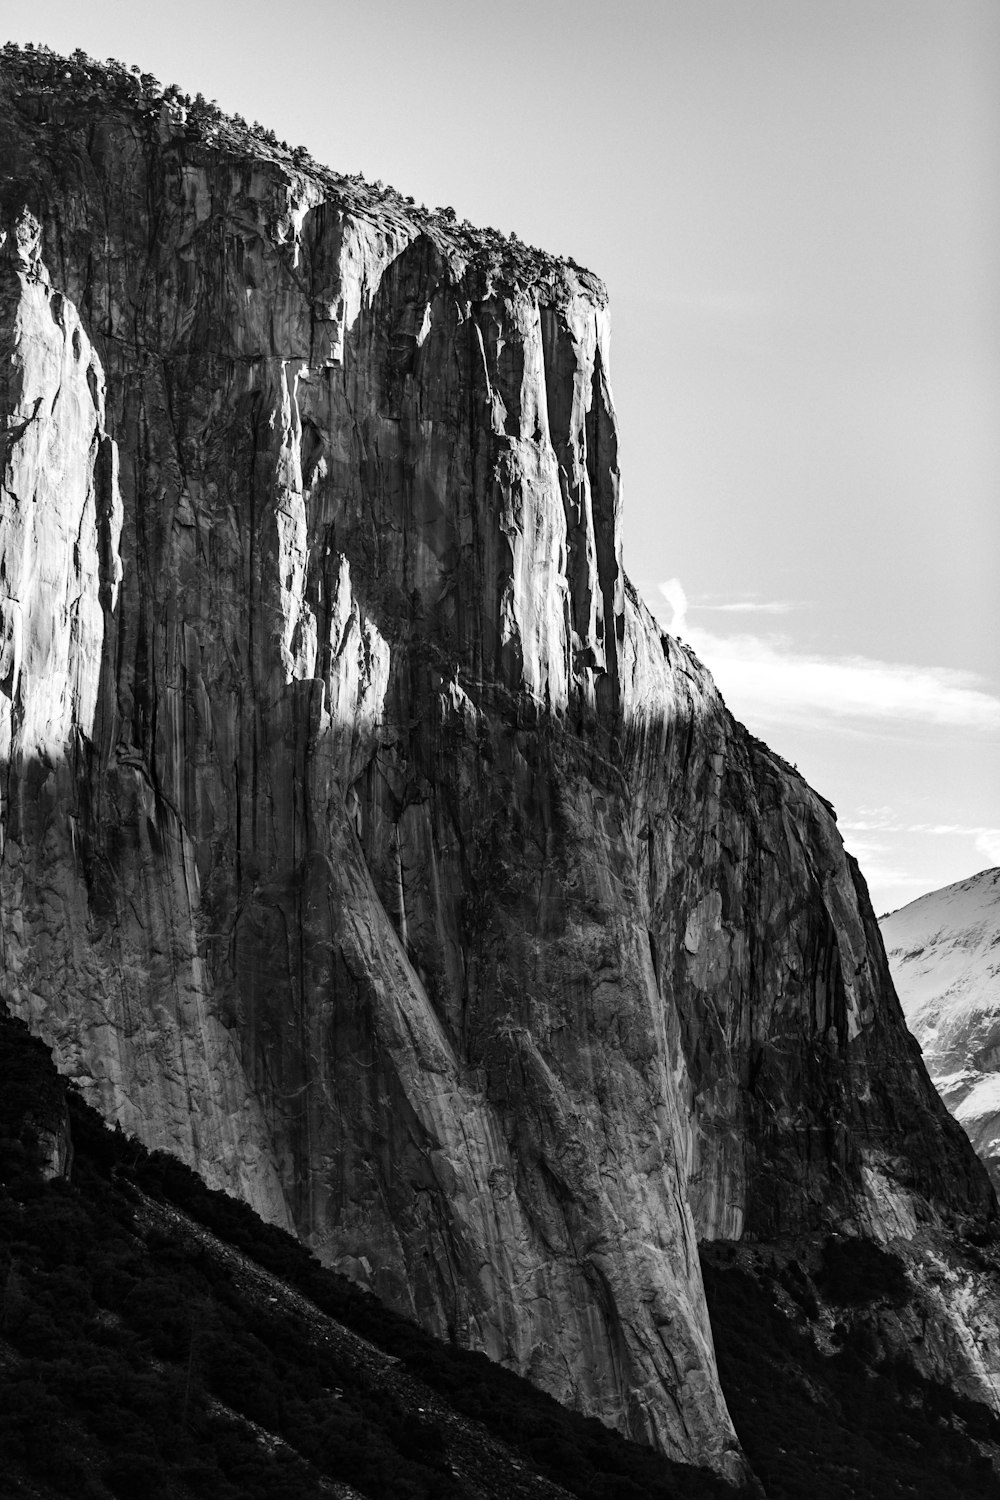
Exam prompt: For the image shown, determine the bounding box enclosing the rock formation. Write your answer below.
[882,868,1000,1189]
[0,44,998,1481]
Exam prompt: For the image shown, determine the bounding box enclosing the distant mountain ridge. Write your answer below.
[881,868,1000,1187]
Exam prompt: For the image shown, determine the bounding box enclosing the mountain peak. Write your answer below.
[881,868,1000,1186]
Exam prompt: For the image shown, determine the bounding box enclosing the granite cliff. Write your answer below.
[1,44,998,1483]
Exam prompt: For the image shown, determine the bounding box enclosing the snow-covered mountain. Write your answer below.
[881,868,1000,1188]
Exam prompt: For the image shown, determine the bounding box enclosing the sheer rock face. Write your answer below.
[0,58,996,1478]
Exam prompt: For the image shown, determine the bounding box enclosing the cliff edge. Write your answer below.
[0,44,996,1481]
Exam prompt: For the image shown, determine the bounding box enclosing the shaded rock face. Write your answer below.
[881,869,1000,1189]
[0,52,996,1477]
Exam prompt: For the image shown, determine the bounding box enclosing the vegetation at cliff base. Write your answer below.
[702,1245,1000,1499]
[0,1006,738,1500]
[5,1004,1000,1499]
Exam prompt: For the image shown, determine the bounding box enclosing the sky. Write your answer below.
[11,0,999,915]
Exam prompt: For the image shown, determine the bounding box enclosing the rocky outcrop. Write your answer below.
[881,868,1000,1188]
[0,45,997,1480]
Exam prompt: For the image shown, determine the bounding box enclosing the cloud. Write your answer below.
[915,824,1000,840]
[842,817,1000,845]
[842,837,890,860]
[649,611,1000,732]
[640,580,999,908]
[865,869,946,891]
[840,816,1000,881]
[847,806,898,827]
[644,582,1000,731]
[657,578,688,636]
[975,830,1000,865]
[695,600,799,615]
[841,813,902,832]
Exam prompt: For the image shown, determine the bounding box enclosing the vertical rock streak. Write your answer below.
[0,73,996,1475]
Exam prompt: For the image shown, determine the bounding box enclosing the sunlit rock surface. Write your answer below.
[0,45,997,1480]
[882,868,1000,1187]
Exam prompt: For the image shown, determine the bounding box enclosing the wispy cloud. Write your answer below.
[839,811,1000,900]
[646,583,1000,733]
[689,630,1000,730]
[842,836,890,861]
[976,830,1000,865]
[656,583,800,617]
[694,600,799,615]
[657,578,689,636]
[842,816,1000,847]
[867,870,950,899]
[840,809,900,832]
[842,819,1000,882]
